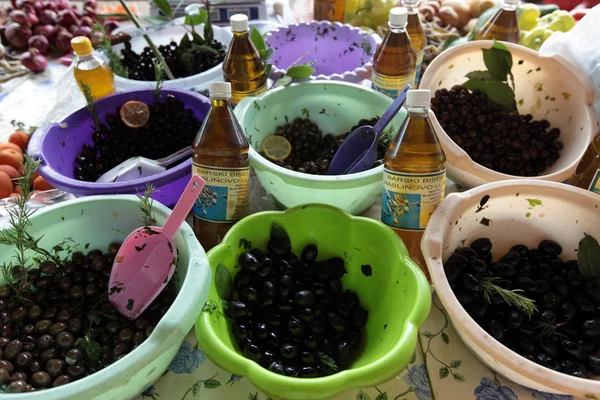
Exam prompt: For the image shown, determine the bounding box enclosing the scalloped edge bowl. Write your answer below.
[196,204,431,400]
[265,21,381,84]
[422,180,600,398]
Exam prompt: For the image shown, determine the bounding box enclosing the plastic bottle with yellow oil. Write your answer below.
[192,82,250,251]
[381,89,446,280]
[371,7,417,98]
[401,0,426,87]
[71,36,115,100]
[475,0,520,43]
[223,14,267,106]
[569,131,600,195]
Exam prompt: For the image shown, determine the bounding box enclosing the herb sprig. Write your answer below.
[464,40,516,113]
[137,184,157,228]
[10,120,37,135]
[92,23,128,78]
[80,83,100,132]
[249,27,315,88]
[479,276,537,318]
[153,60,166,100]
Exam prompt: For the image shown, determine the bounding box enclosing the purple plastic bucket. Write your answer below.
[265,21,381,83]
[27,88,210,207]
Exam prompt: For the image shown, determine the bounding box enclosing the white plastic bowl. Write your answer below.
[0,195,211,399]
[422,180,600,398]
[113,20,233,92]
[419,41,598,188]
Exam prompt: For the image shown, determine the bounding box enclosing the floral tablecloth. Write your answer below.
[1,61,588,400]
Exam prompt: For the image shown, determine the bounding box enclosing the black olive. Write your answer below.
[573,294,596,314]
[561,360,587,378]
[266,313,282,327]
[249,248,264,260]
[538,338,558,358]
[267,332,280,348]
[469,259,488,275]
[444,261,462,285]
[301,245,318,262]
[558,302,577,322]
[268,361,285,375]
[535,353,560,371]
[457,247,478,261]
[539,310,556,325]
[539,240,562,257]
[288,319,304,337]
[227,301,249,319]
[300,351,315,363]
[486,319,504,341]
[240,286,259,304]
[517,264,533,277]
[280,343,298,359]
[560,339,584,360]
[499,251,522,267]
[462,273,480,292]
[491,263,516,278]
[284,366,299,377]
[257,323,268,340]
[510,244,529,257]
[309,319,325,334]
[234,271,252,290]
[336,340,352,364]
[239,252,260,272]
[298,307,314,323]
[295,290,316,307]
[232,323,249,340]
[304,335,319,349]
[586,354,600,375]
[328,312,346,332]
[579,339,598,354]
[278,260,294,275]
[517,336,535,354]
[582,319,600,338]
[278,299,294,311]
[565,269,585,288]
[328,257,347,279]
[447,253,469,268]
[243,341,261,362]
[300,365,318,377]
[261,281,276,298]
[470,238,492,256]
[329,279,343,294]
[584,278,600,304]
[542,292,562,309]
[279,275,294,298]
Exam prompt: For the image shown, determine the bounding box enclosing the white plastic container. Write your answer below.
[0,195,211,400]
[419,41,598,188]
[112,19,233,92]
[422,180,600,398]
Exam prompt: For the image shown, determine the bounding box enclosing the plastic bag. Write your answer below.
[539,5,600,122]
[0,190,75,230]
[42,63,86,125]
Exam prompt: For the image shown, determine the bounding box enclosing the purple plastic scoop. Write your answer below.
[328,85,411,175]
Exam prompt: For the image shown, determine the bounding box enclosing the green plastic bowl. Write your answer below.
[195,204,431,400]
[234,81,408,215]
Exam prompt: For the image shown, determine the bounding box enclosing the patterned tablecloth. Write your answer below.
[0,63,585,400]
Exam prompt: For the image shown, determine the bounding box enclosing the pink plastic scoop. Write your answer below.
[109,174,205,320]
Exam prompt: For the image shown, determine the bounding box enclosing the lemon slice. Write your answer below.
[120,101,150,128]
[262,135,292,161]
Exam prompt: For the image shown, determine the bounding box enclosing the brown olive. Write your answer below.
[113,342,130,358]
[85,283,98,297]
[56,331,74,350]
[65,348,85,366]
[133,331,146,346]
[22,324,35,334]
[66,365,87,380]
[68,318,83,334]
[11,307,26,322]
[106,321,120,335]
[134,318,149,331]
[4,340,23,360]
[39,261,58,276]
[0,325,12,337]
[48,322,67,336]
[0,367,10,385]
[47,291,61,303]
[0,360,14,373]
[69,285,84,299]
[36,334,54,350]
[118,328,134,343]
[33,290,46,302]
[51,374,71,387]
[33,277,50,290]
[6,380,27,393]
[145,325,155,337]
[15,351,32,370]
[72,252,85,265]
[10,371,28,382]
[28,360,42,374]
[0,287,11,298]
[0,337,9,348]
[108,242,121,257]
[57,277,72,291]
[34,320,52,334]
[42,307,57,320]
[40,348,59,363]
[56,310,71,322]
[46,359,65,377]
[31,371,51,388]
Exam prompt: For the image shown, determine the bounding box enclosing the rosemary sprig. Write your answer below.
[153,60,166,100]
[137,183,157,227]
[81,83,100,132]
[91,23,128,78]
[480,276,537,318]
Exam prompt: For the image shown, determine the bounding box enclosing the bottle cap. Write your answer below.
[209,82,232,97]
[389,7,408,27]
[230,14,249,32]
[402,0,419,7]
[71,36,93,56]
[504,0,519,4]
[406,89,431,107]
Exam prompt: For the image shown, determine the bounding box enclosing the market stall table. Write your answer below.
[0,62,582,400]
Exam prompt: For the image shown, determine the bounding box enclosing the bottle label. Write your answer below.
[588,168,600,194]
[371,70,416,98]
[231,84,267,105]
[192,163,250,223]
[415,50,424,87]
[381,169,446,230]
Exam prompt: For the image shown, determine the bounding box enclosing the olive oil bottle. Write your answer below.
[223,14,267,106]
[569,131,600,195]
[71,36,115,100]
[192,82,250,251]
[402,0,426,87]
[381,89,446,279]
[475,0,520,43]
[372,7,417,98]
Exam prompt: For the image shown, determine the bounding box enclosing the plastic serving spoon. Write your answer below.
[108,174,205,320]
[96,146,192,183]
[327,85,411,175]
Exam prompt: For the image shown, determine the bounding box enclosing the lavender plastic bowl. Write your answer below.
[27,89,210,207]
[265,21,381,84]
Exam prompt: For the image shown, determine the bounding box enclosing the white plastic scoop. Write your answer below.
[96,146,192,183]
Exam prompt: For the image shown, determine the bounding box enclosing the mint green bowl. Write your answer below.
[195,204,431,400]
[234,81,408,215]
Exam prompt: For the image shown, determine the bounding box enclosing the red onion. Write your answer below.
[26,11,38,26]
[73,8,83,18]
[57,9,77,27]
[55,29,73,53]
[80,16,93,27]
[83,0,97,9]
[20,47,47,72]
[102,19,119,34]
[9,10,30,27]
[43,0,58,12]
[28,34,49,55]
[33,24,55,40]
[58,0,71,10]
[68,24,78,34]
[4,22,31,48]
[75,25,91,38]
[33,1,44,13]
[39,9,56,25]
[83,6,96,20]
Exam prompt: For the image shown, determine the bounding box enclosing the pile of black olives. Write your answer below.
[226,226,368,377]
[445,238,600,378]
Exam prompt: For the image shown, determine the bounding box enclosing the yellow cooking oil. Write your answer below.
[192,82,250,251]
[476,0,520,43]
[371,7,417,98]
[71,36,115,100]
[382,89,446,280]
[223,14,267,106]
[402,0,426,87]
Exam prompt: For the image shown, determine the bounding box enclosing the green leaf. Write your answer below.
[482,48,509,82]
[75,334,101,363]
[492,39,512,69]
[464,79,488,93]
[204,16,214,44]
[265,64,272,79]
[485,81,515,110]
[578,233,600,278]
[375,393,388,400]
[357,390,371,400]
[264,48,274,60]
[179,33,192,50]
[441,332,449,344]
[203,378,221,389]
[451,359,461,368]
[270,223,291,253]
[144,15,171,25]
[153,0,173,18]
[191,31,205,45]
[285,64,315,80]
[274,75,292,87]
[250,27,267,53]
[465,70,493,80]
[185,10,208,26]
[439,367,449,379]
[215,264,234,301]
